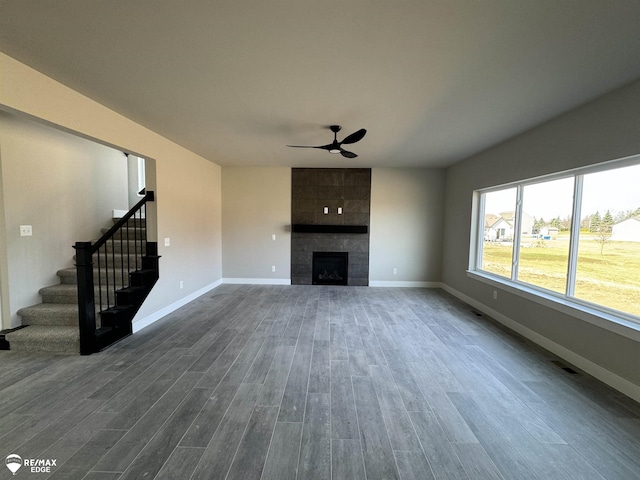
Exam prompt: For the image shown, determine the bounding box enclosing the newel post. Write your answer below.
[74,241,96,355]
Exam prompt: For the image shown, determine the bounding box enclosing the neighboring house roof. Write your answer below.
[499,211,516,222]
[611,216,640,241]
[614,215,640,226]
[484,214,501,229]
[485,211,534,232]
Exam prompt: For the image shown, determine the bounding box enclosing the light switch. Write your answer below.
[164,237,171,247]
[20,225,33,236]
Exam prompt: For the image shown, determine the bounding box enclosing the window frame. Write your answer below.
[468,154,640,340]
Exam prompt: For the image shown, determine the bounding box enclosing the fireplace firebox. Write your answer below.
[312,252,348,285]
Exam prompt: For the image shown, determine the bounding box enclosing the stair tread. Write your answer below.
[58,267,130,275]
[5,325,80,354]
[6,325,78,339]
[18,303,78,315]
[40,283,78,294]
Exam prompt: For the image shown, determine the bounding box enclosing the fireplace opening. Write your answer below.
[312,252,348,285]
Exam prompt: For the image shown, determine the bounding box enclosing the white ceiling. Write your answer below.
[2,1,640,168]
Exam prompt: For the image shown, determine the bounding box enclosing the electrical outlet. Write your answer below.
[20,225,33,236]
[164,237,170,247]
[272,266,276,272]
[180,280,184,289]
[393,268,398,275]
[272,234,276,241]
[493,290,498,300]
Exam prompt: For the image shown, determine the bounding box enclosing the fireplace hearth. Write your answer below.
[313,252,348,285]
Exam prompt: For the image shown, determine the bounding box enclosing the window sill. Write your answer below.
[467,270,640,343]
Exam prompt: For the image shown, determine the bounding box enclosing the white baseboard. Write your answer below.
[441,283,640,403]
[369,281,442,288]
[222,278,292,285]
[132,279,222,333]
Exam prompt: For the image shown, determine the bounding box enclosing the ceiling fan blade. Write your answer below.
[287,145,326,149]
[340,149,358,158]
[341,128,367,145]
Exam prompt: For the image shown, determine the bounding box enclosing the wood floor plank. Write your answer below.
[351,375,401,480]
[452,443,505,480]
[261,422,303,480]
[39,411,117,468]
[190,382,262,480]
[181,373,245,448]
[106,355,197,430]
[358,324,387,366]
[278,339,313,423]
[331,439,366,480]
[93,371,203,473]
[118,387,212,480]
[330,323,349,362]
[98,349,190,414]
[226,406,279,480]
[298,393,331,480]
[394,450,436,480]
[243,335,282,384]
[409,363,478,444]
[369,365,422,452]
[409,409,470,480]
[154,446,205,480]
[308,340,330,394]
[330,360,359,440]
[256,345,296,407]
[49,429,127,480]
[447,392,541,480]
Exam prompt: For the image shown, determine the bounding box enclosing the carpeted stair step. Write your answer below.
[100,226,146,240]
[57,267,129,286]
[17,303,79,326]
[39,284,78,304]
[103,241,147,254]
[5,325,79,354]
[39,284,122,304]
[113,217,146,227]
[73,252,137,263]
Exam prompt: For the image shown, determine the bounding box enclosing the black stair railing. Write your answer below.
[74,191,156,354]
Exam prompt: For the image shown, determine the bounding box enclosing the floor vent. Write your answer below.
[551,360,579,374]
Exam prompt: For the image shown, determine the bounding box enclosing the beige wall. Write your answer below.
[0,52,222,329]
[0,112,129,328]
[442,80,640,397]
[222,167,291,281]
[370,168,445,285]
[221,167,445,286]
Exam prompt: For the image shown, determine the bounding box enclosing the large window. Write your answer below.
[473,158,640,321]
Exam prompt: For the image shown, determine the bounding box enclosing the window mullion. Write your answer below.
[511,185,524,282]
[566,175,583,297]
[474,192,486,270]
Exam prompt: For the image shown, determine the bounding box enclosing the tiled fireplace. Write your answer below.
[291,168,371,286]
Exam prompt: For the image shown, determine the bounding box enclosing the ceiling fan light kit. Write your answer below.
[287,125,366,158]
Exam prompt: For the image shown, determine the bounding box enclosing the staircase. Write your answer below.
[4,193,158,354]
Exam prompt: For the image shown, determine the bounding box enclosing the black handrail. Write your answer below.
[74,191,154,354]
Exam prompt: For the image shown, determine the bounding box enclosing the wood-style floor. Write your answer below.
[1,285,639,480]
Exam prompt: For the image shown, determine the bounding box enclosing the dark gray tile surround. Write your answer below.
[291,168,371,286]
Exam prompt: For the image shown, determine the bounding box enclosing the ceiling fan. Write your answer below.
[287,125,367,158]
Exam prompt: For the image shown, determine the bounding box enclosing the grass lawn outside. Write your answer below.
[481,235,640,318]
